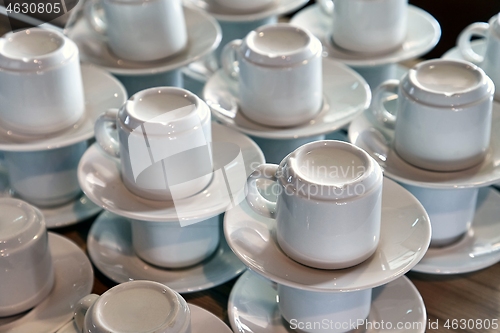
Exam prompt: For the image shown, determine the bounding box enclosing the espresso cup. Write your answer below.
[0,198,54,317]
[246,140,383,269]
[85,0,187,61]
[221,23,323,127]
[372,59,494,172]
[214,0,274,12]
[458,13,500,100]
[318,0,408,54]
[95,87,213,201]
[131,214,220,268]
[74,281,191,333]
[0,28,85,136]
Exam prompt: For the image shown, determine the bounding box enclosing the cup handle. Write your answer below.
[74,294,99,332]
[84,0,107,35]
[221,39,242,80]
[245,164,278,218]
[372,80,399,130]
[94,108,120,158]
[457,22,489,64]
[317,0,334,15]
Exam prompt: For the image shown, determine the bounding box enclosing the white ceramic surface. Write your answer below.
[214,0,274,12]
[203,56,370,139]
[67,6,220,75]
[0,29,84,136]
[0,199,53,317]
[372,60,493,171]
[222,24,323,127]
[224,177,431,291]
[94,87,213,201]
[78,122,264,222]
[413,187,500,274]
[229,271,426,333]
[251,134,325,164]
[290,4,440,67]
[0,233,93,333]
[86,0,187,62]
[442,40,486,62]
[87,211,246,293]
[246,141,383,269]
[348,102,500,188]
[0,64,127,152]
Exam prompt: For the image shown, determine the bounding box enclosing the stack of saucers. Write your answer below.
[65,0,221,96]
[203,23,371,164]
[349,58,500,275]
[78,86,265,293]
[0,28,126,228]
[224,140,432,333]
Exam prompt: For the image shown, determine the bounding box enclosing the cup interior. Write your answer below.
[414,62,483,94]
[1,30,64,59]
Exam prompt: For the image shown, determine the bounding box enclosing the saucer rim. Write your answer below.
[441,39,484,64]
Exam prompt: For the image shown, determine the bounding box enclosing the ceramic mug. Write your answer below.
[85,0,187,61]
[372,59,494,172]
[221,23,323,127]
[318,0,408,54]
[214,0,274,12]
[458,13,500,100]
[246,140,383,269]
[95,87,213,201]
[0,198,54,317]
[74,281,191,333]
[131,214,220,268]
[3,142,88,207]
[0,28,85,136]
[279,284,372,333]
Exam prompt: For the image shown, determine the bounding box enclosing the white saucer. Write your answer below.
[78,122,264,222]
[57,303,232,333]
[185,0,308,22]
[229,270,426,333]
[290,4,440,67]
[87,211,246,293]
[442,39,485,64]
[67,6,221,76]
[203,57,371,139]
[413,187,500,274]
[348,102,500,189]
[0,65,126,152]
[0,233,93,333]
[224,178,431,292]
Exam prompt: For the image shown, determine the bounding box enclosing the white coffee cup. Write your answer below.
[372,59,494,172]
[318,0,408,54]
[221,23,323,127]
[0,28,85,136]
[246,140,383,269]
[74,281,191,333]
[0,198,54,317]
[458,14,500,100]
[214,0,274,12]
[401,184,478,247]
[131,214,220,268]
[3,142,87,207]
[279,284,372,333]
[95,87,213,201]
[85,0,187,62]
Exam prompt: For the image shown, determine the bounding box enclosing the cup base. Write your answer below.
[329,35,404,57]
[430,231,468,248]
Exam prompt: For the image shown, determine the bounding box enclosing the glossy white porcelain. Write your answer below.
[246,141,383,269]
[0,29,84,136]
[251,135,325,164]
[372,60,493,171]
[95,87,213,201]
[87,211,246,293]
[225,178,431,291]
[74,281,191,333]
[222,24,322,127]
[0,199,53,317]
[214,0,274,12]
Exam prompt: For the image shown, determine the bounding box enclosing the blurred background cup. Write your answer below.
[0,198,54,317]
[0,28,84,136]
[246,140,383,269]
[458,13,500,100]
[74,280,191,333]
[221,23,323,128]
[372,59,494,172]
[318,0,408,54]
[213,0,274,12]
[84,0,187,62]
[94,87,213,201]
